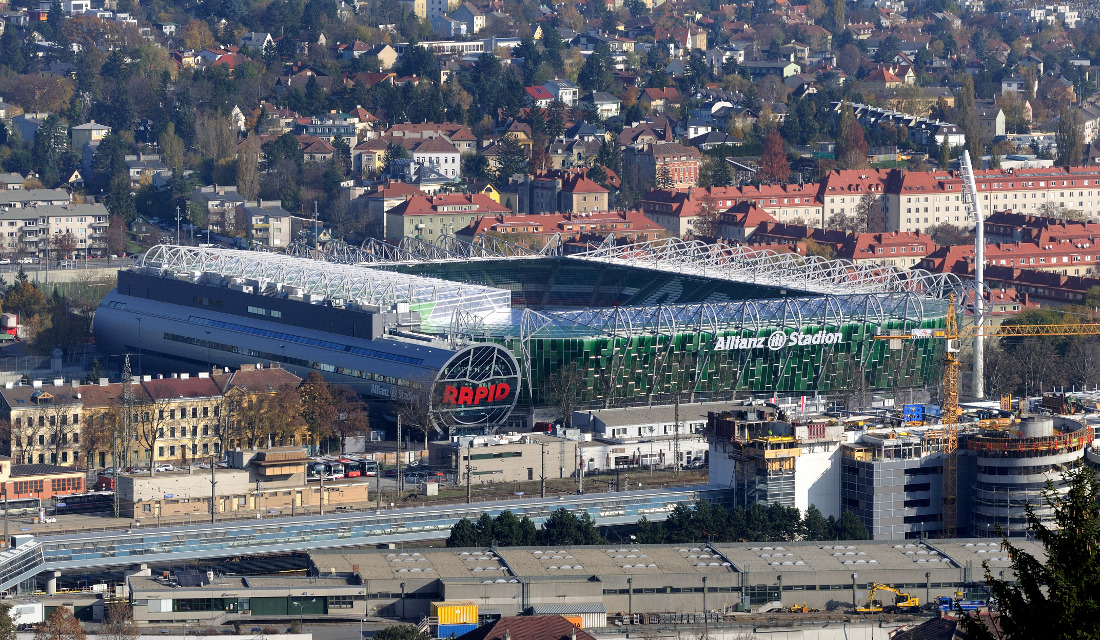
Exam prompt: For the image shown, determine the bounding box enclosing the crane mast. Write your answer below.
[959,150,986,400]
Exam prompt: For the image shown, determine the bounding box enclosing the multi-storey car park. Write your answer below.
[93,238,960,432]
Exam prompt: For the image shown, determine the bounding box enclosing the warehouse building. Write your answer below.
[126,540,1038,625]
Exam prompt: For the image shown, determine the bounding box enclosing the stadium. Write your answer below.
[93,238,961,431]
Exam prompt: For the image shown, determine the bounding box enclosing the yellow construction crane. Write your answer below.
[876,295,1100,537]
[856,583,921,614]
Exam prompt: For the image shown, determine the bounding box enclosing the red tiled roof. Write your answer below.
[141,376,223,401]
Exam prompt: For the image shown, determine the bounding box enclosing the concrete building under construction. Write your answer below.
[707,405,849,518]
[708,402,1095,539]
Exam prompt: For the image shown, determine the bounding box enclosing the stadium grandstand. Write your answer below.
[93,237,961,431]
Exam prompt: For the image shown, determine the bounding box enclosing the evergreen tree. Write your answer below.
[537,508,606,545]
[492,135,529,186]
[963,468,1100,640]
[802,505,832,540]
[957,74,982,156]
[829,0,845,33]
[446,518,480,547]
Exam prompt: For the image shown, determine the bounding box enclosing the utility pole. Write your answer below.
[540,442,546,498]
[465,445,471,504]
[209,452,217,524]
[673,393,681,476]
[376,460,381,510]
[576,440,583,494]
[118,354,133,520]
[396,415,403,494]
[319,468,325,516]
[176,206,182,245]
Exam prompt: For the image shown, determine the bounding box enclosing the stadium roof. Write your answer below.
[138,244,511,322]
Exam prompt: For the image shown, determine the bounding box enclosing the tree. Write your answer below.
[79,406,112,470]
[0,603,16,640]
[235,136,260,201]
[134,398,170,474]
[373,626,431,640]
[758,128,790,184]
[802,505,832,540]
[926,221,973,246]
[855,193,882,233]
[299,371,336,452]
[99,602,137,640]
[956,74,982,155]
[447,518,480,547]
[158,123,185,173]
[545,362,586,427]
[492,134,528,186]
[1057,107,1084,167]
[34,606,85,640]
[692,190,723,239]
[835,103,868,169]
[537,508,606,545]
[829,0,845,33]
[835,509,870,539]
[963,468,1100,640]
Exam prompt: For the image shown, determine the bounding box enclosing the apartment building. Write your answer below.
[844,231,934,267]
[192,185,246,233]
[0,201,109,259]
[515,169,610,214]
[887,166,1100,232]
[0,364,303,470]
[385,193,511,241]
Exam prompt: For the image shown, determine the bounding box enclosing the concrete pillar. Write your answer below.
[46,570,59,595]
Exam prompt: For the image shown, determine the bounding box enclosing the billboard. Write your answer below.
[432,344,520,431]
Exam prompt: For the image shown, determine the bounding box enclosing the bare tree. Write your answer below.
[546,362,587,428]
[392,373,435,449]
[41,401,80,466]
[691,191,723,239]
[333,385,370,454]
[134,398,171,474]
[79,409,113,469]
[99,603,137,640]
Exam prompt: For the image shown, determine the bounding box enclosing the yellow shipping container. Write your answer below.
[431,601,478,625]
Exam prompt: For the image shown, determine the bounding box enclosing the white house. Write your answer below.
[410,137,461,179]
[543,79,580,106]
[451,2,485,34]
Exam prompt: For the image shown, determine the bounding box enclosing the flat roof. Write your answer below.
[312,548,512,581]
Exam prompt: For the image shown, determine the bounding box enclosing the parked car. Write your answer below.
[154,464,174,472]
[0,258,10,265]
[16,257,33,264]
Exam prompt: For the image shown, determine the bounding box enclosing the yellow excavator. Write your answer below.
[856,583,921,614]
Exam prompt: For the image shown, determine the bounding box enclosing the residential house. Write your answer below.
[542,79,579,106]
[742,60,801,78]
[242,201,310,248]
[70,121,110,152]
[452,2,485,33]
[192,185,246,234]
[239,32,273,50]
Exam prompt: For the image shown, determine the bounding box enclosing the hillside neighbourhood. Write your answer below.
[0,0,1092,312]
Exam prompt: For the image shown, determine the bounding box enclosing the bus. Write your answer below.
[362,460,379,477]
[0,497,40,516]
[307,460,345,481]
[52,492,114,515]
[326,461,345,479]
[342,459,362,478]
